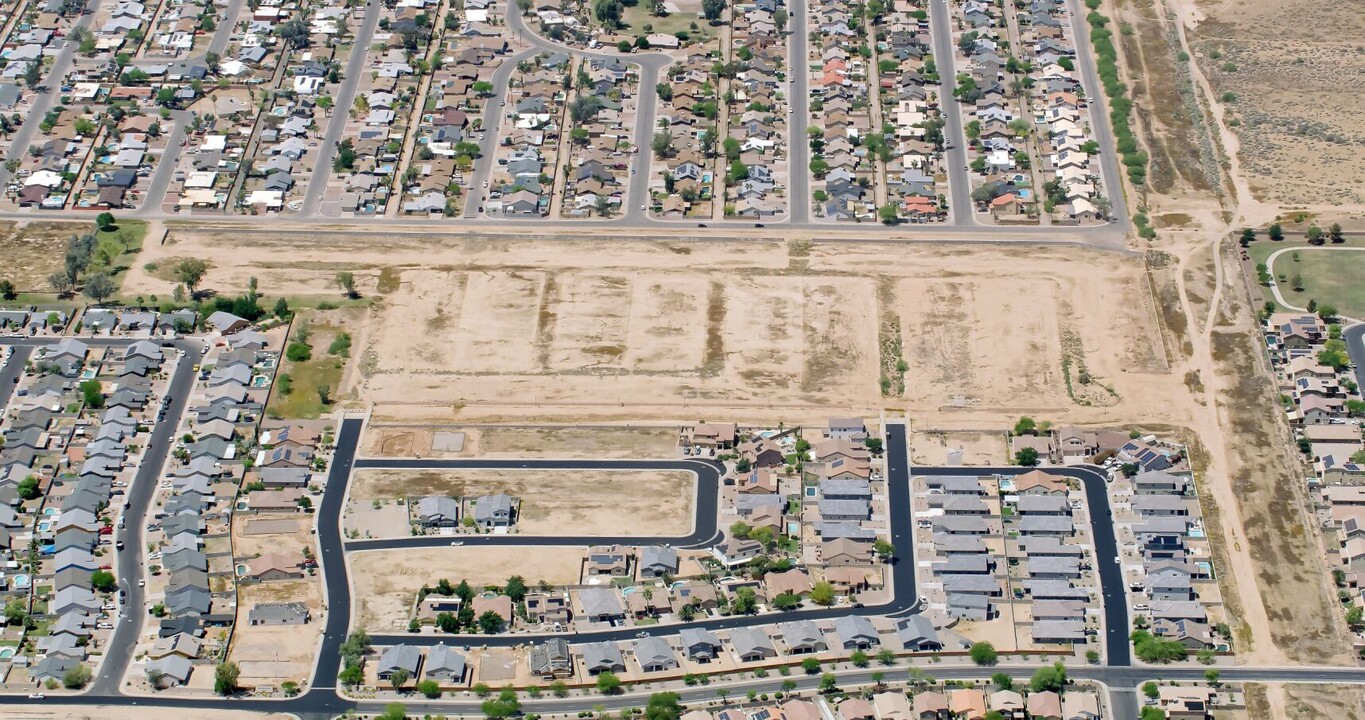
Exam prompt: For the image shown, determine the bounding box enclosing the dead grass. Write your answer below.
[1192,1,1365,207]
[1209,325,1351,663]
[1114,0,1215,195]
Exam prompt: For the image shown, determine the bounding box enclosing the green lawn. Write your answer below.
[1248,238,1365,317]
[98,219,149,290]
[620,6,714,44]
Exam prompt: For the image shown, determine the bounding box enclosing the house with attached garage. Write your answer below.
[473,493,515,528]
[779,620,828,654]
[425,643,468,683]
[581,641,626,675]
[729,626,777,661]
[377,644,422,680]
[679,628,723,662]
[833,615,880,649]
[417,495,460,527]
[529,637,573,678]
[639,545,679,578]
[632,636,679,672]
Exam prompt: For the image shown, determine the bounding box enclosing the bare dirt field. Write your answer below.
[347,468,694,536]
[231,580,324,687]
[1187,0,1365,211]
[910,431,1007,465]
[130,231,1186,428]
[347,547,584,631]
[233,513,317,561]
[1247,683,1365,720]
[361,425,680,458]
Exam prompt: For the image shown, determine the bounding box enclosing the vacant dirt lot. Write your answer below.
[1188,0,1365,210]
[231,579,324,687]
[361,425,680,458]
[0,221,87,290]
[348,468,694,536]
[910,431,1007,465]
[1247,684,1365,720]
[348,546,583,630]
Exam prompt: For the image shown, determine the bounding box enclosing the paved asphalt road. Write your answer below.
[462,47,536,218]
[1063,0,1131,231]
[0,0,105,188]
[928,0,973,227]
[911,465,1130,666]
[90,341,203,695]
[139,110,191,213]
[787,0,812,224]
[362,424,920,648]
[3,403,1365,717]
[1345,323,1365,396]
[302,0,382,217]
[344,457,723,552]
[0,345,31,412]
[501,7,672,223]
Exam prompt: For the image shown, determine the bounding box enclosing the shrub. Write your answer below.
[286,342,312,362]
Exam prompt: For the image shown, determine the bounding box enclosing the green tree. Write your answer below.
[772,592,801,610]
[1329,222,1345,244]
[378,703,407,720]
[95,212,116,231]
[850,650,869,667]
[819,672,838,692]
[1239,227,1256,246]
[335,271,357,298]
[550,680,569,697]
[478,610,506,633]
[992,672,1013,690]
[80,379,105,409]
[17,476,40,500]
[83,273,115,304]
[811,580,836,606]
[1014,416,1037,435]
[645,691,684,720]
[388,667,411,689]
[1268,222,1284,241]
[63,664,92,689]
[1143,681,1159,699]
[175,258,208,296]
[482,688,521,718]
[702,0,726,21]
[876,648,896,666]
[24,60,41,89]
[970,641,998,666]
[1015,447,1040,466]
[505,575,528,602]
[597,671,623,695]
[801,657,821,674]
[214,661,241,695]
[90,570,116,592]
[1306,224,1325,245]
[879,203,899,224]
[1029,662,1067,692]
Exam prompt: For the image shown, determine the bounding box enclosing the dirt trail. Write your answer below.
[1139,0,1356,687]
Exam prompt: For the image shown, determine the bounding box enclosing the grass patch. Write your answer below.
[619,6,713,43]
[266,318,347,419]
[1248,241,1365,316]
[99,219,149,290]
